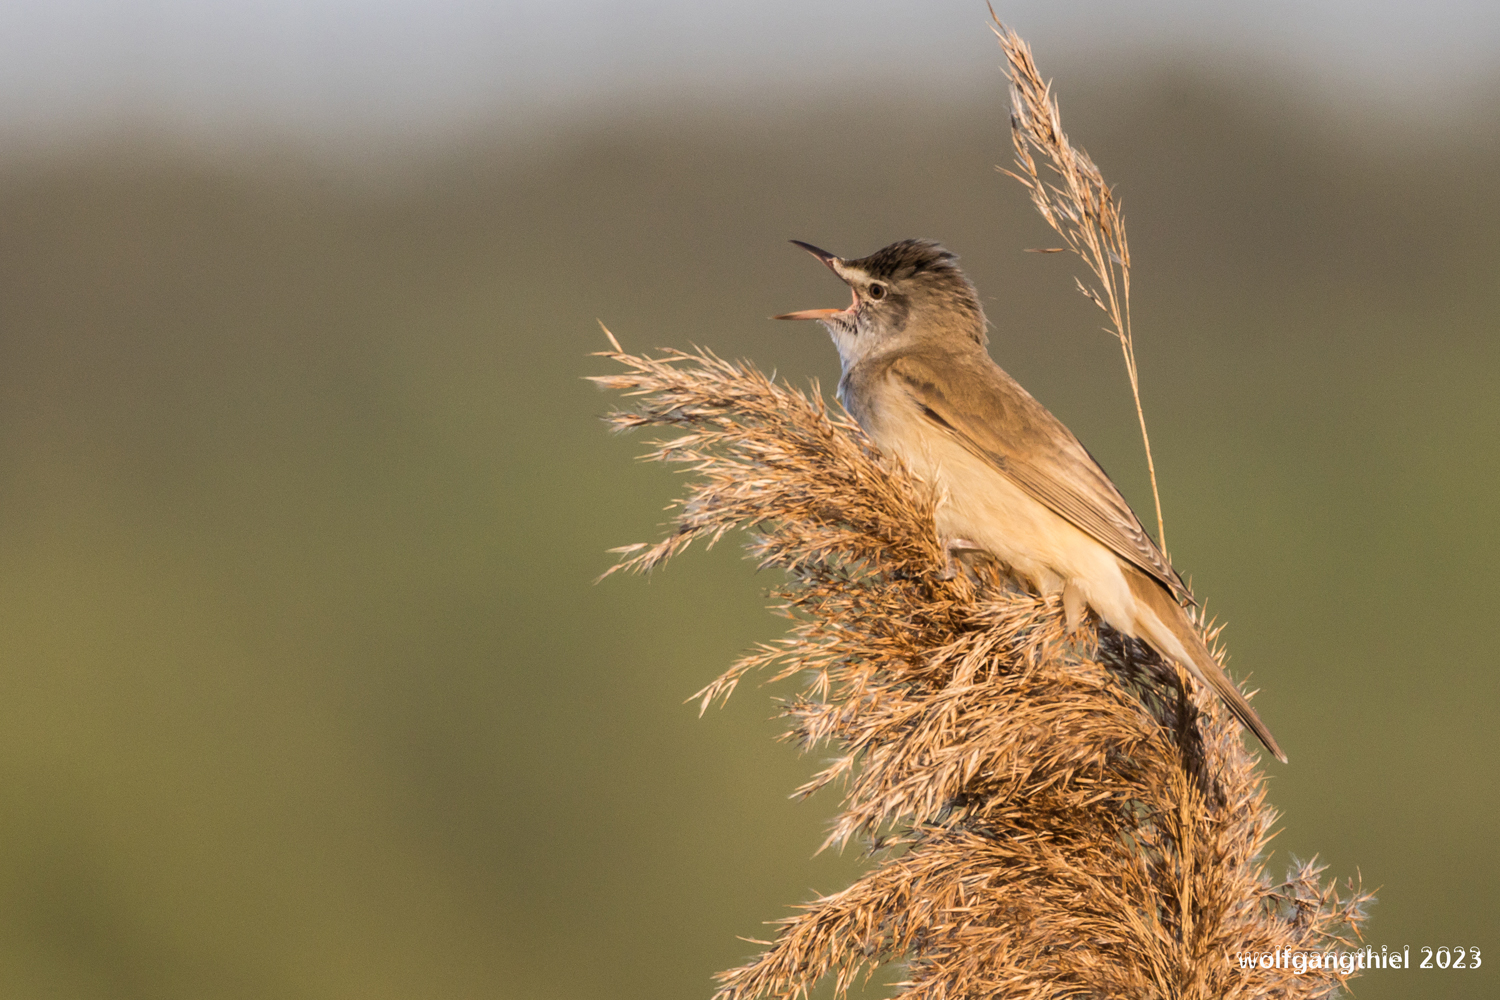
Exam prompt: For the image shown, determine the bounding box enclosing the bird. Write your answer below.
[775,238,1286,763]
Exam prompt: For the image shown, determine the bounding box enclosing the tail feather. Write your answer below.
[1123,566,1288,763]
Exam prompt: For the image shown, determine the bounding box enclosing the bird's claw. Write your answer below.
[941,538,986,580]
[1063,579,1087,634]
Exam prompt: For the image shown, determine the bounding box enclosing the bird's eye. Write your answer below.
[867,282,887,300]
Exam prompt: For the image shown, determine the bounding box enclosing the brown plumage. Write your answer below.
[777,238,1285,762]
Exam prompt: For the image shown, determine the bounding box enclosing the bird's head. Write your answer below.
[775,238,987,367]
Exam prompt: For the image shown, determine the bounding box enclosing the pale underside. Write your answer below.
[866,384,1201,673]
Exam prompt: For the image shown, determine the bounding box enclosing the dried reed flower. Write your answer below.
[991,11,1167,551]
[592,340,1370,999]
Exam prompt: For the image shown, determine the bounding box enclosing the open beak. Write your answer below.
[774,240,855,321]
[774,307,848,321]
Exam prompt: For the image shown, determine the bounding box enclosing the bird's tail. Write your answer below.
[1124,566,1288,763]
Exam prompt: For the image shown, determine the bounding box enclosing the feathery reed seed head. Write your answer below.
[592,343,1370,999]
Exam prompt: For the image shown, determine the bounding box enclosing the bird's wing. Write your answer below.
[887,351,1190,602]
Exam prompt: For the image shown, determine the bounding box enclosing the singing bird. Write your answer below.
[776,238,1285,762]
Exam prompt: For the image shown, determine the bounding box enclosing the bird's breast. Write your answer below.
[862,390,1138,631]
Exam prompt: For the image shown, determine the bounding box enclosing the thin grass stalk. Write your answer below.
[990,11,1168,552]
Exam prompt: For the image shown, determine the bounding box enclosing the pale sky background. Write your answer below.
[0,0,1496,147]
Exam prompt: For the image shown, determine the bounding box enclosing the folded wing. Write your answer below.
[888,351,1190,603]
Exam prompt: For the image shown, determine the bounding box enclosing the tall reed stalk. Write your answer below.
[992,12,1166,551]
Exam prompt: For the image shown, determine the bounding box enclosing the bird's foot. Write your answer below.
[940,538,986,580]
[1059,580,1101,650]
[1063,579,1086,633]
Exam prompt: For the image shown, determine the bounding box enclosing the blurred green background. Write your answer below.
[2,29,1498,1000]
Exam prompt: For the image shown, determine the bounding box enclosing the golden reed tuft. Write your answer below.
[591,17,1371,999]
[593,343,1369,998]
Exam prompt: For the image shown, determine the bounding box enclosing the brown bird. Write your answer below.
[776,238,1286,762]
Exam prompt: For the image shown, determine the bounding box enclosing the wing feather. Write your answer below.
[887,351,1190,602]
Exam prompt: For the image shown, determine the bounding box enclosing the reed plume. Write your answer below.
[593,340,1368,998]
[592,20,1370,1000]
[992,12,1166,551]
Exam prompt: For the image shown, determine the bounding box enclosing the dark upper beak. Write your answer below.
[789,240,841,273]
[774,240,852,321]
